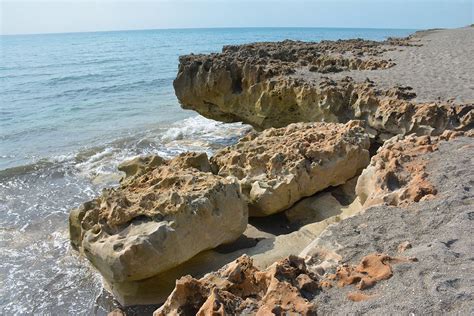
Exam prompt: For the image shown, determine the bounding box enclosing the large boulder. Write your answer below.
[69,152,248,286]
[211,121,370,216]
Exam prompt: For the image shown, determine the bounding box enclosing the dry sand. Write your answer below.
[306,27,474,103]
[303,136,474,314]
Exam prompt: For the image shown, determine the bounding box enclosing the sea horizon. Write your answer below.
[0,25,418,37]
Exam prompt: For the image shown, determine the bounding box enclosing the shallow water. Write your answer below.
[0,27,415,314]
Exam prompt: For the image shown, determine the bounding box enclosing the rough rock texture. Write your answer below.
[154,255,319,316]
[71,122,370,305]
[299,135,474,314]
[78,28,474,313]
[328,253,417,290]
[151,252,416,315]
[356,130,472,208]
[174,32,473,138]
[211,121,370,216]
[69,152,248,286]
[104,181,364,306]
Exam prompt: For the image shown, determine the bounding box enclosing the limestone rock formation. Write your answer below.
[356,130,473,208]
[299,134,474,314]
[174,38,473,138]
[328,253,417,290]
[117,155,166,182]
[69,152,248,285]
[211,121,370,216]
[69,29,474,313]
[152,251,415,315]
[154,255,319,316]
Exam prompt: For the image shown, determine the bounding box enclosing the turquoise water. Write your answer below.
[0,27,415,315]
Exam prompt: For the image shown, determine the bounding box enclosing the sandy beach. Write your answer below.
[3,0,473,313]
[69,27,474,315]
[324,27,474,103]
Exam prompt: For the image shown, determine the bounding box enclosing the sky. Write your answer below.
[1,0,473,35]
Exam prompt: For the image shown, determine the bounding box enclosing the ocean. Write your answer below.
[0,27,415,315]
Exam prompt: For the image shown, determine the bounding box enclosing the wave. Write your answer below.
[54,78,172,98]
[46,73,107,85]
[162,116,250,143]
[0,115,250,181]
[0,57,131,72]
[0,159,57,179]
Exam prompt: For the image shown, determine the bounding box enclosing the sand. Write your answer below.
[303,136,474,314]
[306,27,474,103]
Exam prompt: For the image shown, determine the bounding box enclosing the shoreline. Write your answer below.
[2,26,470,315]
[174,26,473,131]
[4,28,421,315]
[67,27,474,315]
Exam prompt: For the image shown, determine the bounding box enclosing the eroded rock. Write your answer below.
[69,152,248,286]
[154,255,319,316]
[211,121,370,216]
[298,134,474,313]
[356,130,473,207]
[174,38,473,138]
[329,253,417,290]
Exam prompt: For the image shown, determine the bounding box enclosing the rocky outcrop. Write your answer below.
[70,29,474,314]
[298,134,474,314]
[355,130,473,208]
[70,122,372,305]
[69,152,248,285]
[154,255,320,316]
[211,121,370,216]
[174,39,473,138]
[152,251,417,315]
[173,39,394,129]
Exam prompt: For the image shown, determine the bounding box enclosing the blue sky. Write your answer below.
[1,0,473,35]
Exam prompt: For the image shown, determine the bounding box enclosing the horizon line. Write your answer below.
[0,25,422,37]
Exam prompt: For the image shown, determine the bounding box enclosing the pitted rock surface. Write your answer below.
[356,130,473,207]
[69,152,248,284]
[211,121,370,216]
[154,255,319,316]
[174,31,473,136]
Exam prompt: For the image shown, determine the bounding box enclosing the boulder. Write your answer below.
[69,152,248,288]
[211,121,370,216]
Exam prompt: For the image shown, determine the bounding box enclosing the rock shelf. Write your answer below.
[68,27,474,314]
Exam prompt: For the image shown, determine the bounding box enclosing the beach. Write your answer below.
[0,27,415,315]
[73,27,473,315]
[1,26,473,315]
